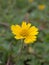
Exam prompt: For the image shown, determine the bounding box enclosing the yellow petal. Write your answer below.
[15,35,24,39]
[22,21,27,28]
[11,25,21,35]
[24,36,37,44]
[22,21,31,30]
[29,26,39,35]
[27,23,31,29]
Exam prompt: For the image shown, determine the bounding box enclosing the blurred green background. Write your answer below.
[0,0,49,65]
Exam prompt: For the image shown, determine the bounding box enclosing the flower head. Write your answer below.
[11,21,39,44]
[38,5,45,10]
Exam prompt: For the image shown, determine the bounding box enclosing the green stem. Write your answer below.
[20,39,24,54]
[15,40,24,64]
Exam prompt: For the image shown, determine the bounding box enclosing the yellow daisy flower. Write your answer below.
[38,5,45,10]
[11,21,39,44]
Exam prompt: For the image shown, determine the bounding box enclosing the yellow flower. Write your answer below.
[11,21,39,44]
[38,5,45,10]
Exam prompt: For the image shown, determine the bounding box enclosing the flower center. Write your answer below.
[20,29,29,37]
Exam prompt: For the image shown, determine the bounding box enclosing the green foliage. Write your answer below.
[0,0,49,65]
